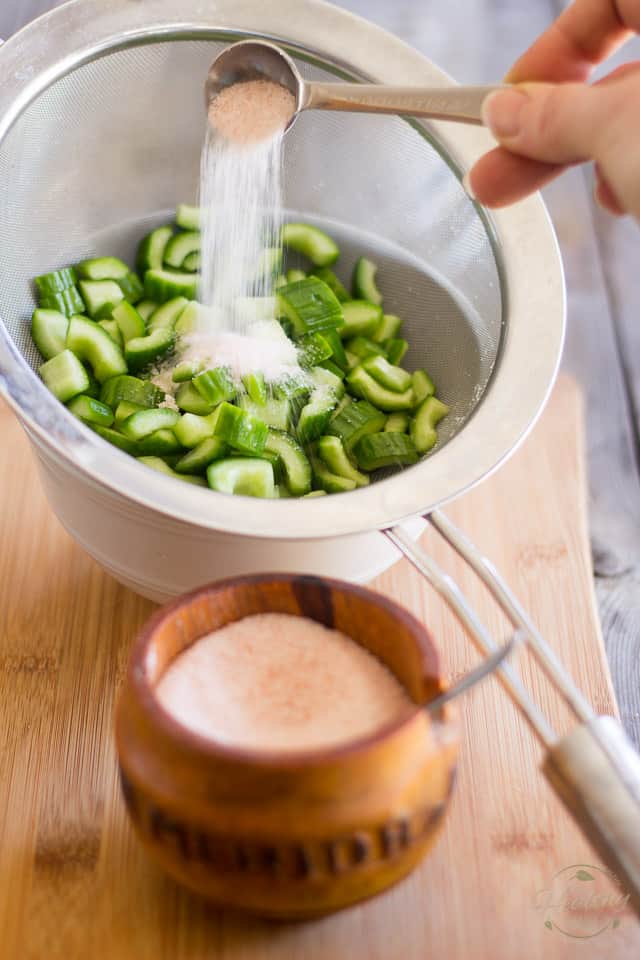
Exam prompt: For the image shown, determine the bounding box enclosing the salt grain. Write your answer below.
[155,613,414,752]
[208,79,296,145]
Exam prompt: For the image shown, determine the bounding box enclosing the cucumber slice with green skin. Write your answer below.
[114,400,147,425]
[296,388,337,444]
[242,371,267,404]
[147,296,189,333]
[138,455,207,486]
[309,365,345,399]
[40,286,86,317]
[213,402,268,455]
[384,412,410,433]
[277,277,344,336]
[175,436,228,474]
[352,257,383,306]
[120,407,180,440]
[347,366,415,412]
[175,204,201,231]
[112,301,146,342]
[239,397,290,431]
[363,355,413,393]
[84,370,101,399]
[39,349,90,402]
[66,315,127,382]
[93,424,139,454]
[410,396,449,454]
[303,490,327,498]
[274,274,288,290]
[311,267,350,302]
[322,328,349,371]
[124,326,175,372]
[317,435,370,487]
[100,374,163,409]
[372,313,402,344]
[172,360,203,383]
[182,251,201,273]
[282,223,339,266]
[78,279,124,319]
[286,268,307,283]
[144,268,198,302]
[276,483,292,498]
[297,332,333,368]
[31,309,69,360]
[136,226,173,273]
[173,410,219,447]
[385,338,409,366]
[330,395,350,423]
[67,394,113,427]
[175,381,216,415]
[308,448,357,494]
[117,272,144,304]
[339,301,383,339]
[34,267,78,296]
[327,399,387,452]
[77,256,129,281]
[174,301,200,335]
[136,300,159,323]
[354,432,419,471]
[98,318,123,347]
[207,457,275,498]
[137,428,184,457]
[345,336,386,362]
[264,431,312,496]
[345,350,360,370]
[412,369,436,406]
[193,367,236,406]
[318,358,346,380]
[164,231,201,269]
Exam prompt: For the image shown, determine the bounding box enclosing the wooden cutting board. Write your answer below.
[1,374,639,958]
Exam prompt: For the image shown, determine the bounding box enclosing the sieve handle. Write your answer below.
[301,82,507,125]
[543,716,640,916]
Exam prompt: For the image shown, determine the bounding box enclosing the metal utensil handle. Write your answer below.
[544,716,640,917]
[386,515,640,917]
[302,82,505,124]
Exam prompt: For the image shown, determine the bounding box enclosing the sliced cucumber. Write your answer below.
[347,366,415,412]
[78,279,124,318]
[207,458,275,498]
[174,300,201,335]
[277,277,344,336]
[363,355,413,393]
[354,432,419,471]
[93,425,139,454]
[117,272,145,304]
[385,338,409,366]
[286,268,307,284]
[99,374,163,409]
[296,388,337,444]
[340,300,383,339]
[297,332,332,368]
[124,326,175,372]
[66,395,114,427]
[147,297,188,333]
[322,328,349,371]
[136,300,159,323]
[308,448,357,494]
[308,365,345,399]
[136,428,184,457]
[352,257,383,306]
[77,256,129,281]
[239,396,290,431]
[410,396,449,454]
[311,267,349,302]
[172,360,203,383]
[112,301,146,342]
[39,349,90,402]
[120,407,180,440]
[327,399,386,452]
[144,268,198,302]
[412,369,436,406]
[175,204,201,231]
[173,410,219,448]
[175,381,216,415]
[193,367,236,406]
[175,437,227,474]
[98,318,123,347]
[114,400,147,425]
[213,402,268,455]
[164,231,201,269]
[385,412,410,433]
[345,336,386,362]
[40,286,86,317]
[66,315,127,382]
[182,251,201,273]
[242,371,267,404]
[372,313,402,344]
[31,309,69,360]
[34,267,78,296]
[282,223,339,266]
[264,431,312,496]
[317,435,369,487]
[138,455,207,486]
[137,226,173,273]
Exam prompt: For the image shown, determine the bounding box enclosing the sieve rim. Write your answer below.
[0,0,565,541]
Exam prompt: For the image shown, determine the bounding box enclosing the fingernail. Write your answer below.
[462,172,476,200]
[482,89,528,139]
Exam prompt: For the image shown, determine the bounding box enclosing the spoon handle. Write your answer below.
[302,82,506,125]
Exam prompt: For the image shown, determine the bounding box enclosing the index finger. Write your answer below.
[506,0,639,84]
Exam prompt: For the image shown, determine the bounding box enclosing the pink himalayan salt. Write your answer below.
[209,79,296,144]
[155,613,414,752]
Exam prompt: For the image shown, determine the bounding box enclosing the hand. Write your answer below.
[466,0,640,219]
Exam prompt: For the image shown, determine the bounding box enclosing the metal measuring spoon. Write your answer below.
[206,39,505,132]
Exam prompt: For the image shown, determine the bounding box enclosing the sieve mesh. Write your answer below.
[0,38,501,452]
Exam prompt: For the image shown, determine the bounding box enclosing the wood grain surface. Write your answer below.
[2,375,640,957]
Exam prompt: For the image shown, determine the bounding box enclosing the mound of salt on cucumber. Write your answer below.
[31,213,448,498]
